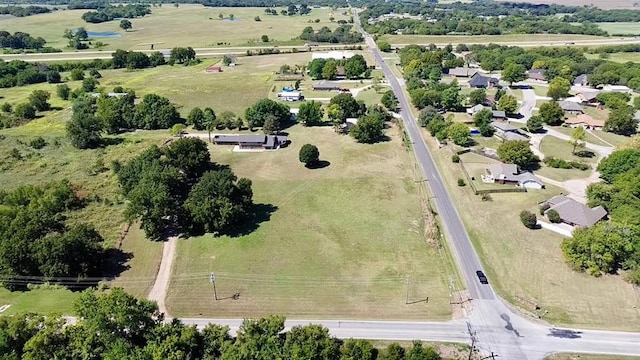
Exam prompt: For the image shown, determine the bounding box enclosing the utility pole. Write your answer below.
[467,321,477,360]
[405,277,410,304]
[210,272,218,301]
[480,352,498,360]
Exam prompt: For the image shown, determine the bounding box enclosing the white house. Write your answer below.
[277,92,303,101]
[482,163,544,189]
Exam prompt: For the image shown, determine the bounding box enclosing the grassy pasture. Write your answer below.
[382,33,603,46]
[0,5,352,51]
[597,22,640,35]
[422,130,640,330]
[166,124,453,319]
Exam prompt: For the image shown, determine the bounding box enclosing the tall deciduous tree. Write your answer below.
[497,140,539,168]
[447,122,471,146]
[547,77,571,100]
[187,107,206,130]
[468,88,486,106]
[245,98,290,129]
[473,108,494,137]
[350,113,384,143]
[501,63,527,85]
[497,94,518,114]
[569,126,586,154]
[133,93,181,129]
[539,101,564,126]
[283,324,339,360]
[526,114,544,133]
[344,54,368,79]
[298,101,324,126]
[381,90,398,111]
[184,169,253,234]
[299,143,320,167]
[329,93,365,120]
[605,104,638,135]
[67,98,103,149]
[119,19,132,31]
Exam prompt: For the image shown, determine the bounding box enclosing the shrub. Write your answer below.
[70,68,84,81]
[29,136,46,149]
[520,210,537,229]
[299,143,319,167]
[481,193,492,202]
[457,178,466,186]
[539,203,550,215]
[543,156,590,171]
[451,154,460,163]
[547,209,561,223]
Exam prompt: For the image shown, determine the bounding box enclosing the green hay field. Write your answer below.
[0,4,352,51]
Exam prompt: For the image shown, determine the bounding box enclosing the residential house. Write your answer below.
[492,110,507,120]
[573,74,589,87]
[564,114,605,130]
[467,104,486,116]
[312,81,344,91]
[213,134,289,150]
[542,195,607,228]
[482,163,544,189]
[277,91,304,101]
[602,85,632,93]
[576,91,599,105]
[492,121,529,142]
[468,73,499,88]
[447,67,478,78]
[205,65,222,73]
[558,101,584,115]
[527,69,546,82]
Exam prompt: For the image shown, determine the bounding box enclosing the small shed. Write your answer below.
[206,65,222,73]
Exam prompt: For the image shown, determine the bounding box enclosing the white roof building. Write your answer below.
[311,51,355,60]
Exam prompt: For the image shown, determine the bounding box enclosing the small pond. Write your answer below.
[86,31,122,38]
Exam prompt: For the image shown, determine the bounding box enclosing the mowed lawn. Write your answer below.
[0,5,351,51]
[423,131,640,330]
[166,125,453,319]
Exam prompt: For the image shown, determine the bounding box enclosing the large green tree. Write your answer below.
[468,88,486,106]
[344,54,368,79]
[298,101,324,126]
[245,98,290,129]
[28,89,50,112]
[447,123,471,146]
[497,140,539,168]
[299,143,320,167]
[133,94,181,129]
[283,324,339,360]
[526,114,544,133]
[381,90,398,111]
[605,104,638,135]
[597,148,640,183]
[497,94,518,114]
[329,93,366,121]
[183,169,253,234]
[187,107,206,130]
[501,63,527,85]
[539,101,564,126]
[96,93,135,134]
[473,108,494,137]
[163,137,211,181]
[67,98,103,149]
[350,112,384,144]
[547,77,571,100]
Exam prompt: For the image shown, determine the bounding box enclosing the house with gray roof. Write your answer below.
[468,73,499,89]
[542,195,607,228]
[492,121,529,142]
[213,134,288,150]
[573,74,589,87]
[559,101,584,115]
[528,69,546,82]
[482,163,544,189]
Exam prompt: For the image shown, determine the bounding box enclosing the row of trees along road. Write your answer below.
[308,54,370,80]
[114,137,253,239]
[0,287,444,359]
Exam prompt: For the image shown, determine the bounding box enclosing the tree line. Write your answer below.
[0,31,48,51]
[114,138,254,239]
[0,5,51,17]
[299,25,363,44]
[0,181,106,289]
[0,287,444,360]
[562,147,640,285]
[81,4,151,23]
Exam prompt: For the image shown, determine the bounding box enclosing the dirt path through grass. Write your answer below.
[147,236,178,317]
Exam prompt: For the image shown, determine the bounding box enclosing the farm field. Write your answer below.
[381,33,604,46]
[495,0,638,9]
[165,124,454,319]
[597,22,640,35]
[0,5,352,51]
[422,130,640,330]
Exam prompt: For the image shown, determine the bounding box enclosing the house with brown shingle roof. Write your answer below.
[542,195,607,228]
[564,114,605,130]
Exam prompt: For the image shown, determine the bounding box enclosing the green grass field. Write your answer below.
[166,124,453,319]
[381,33,603,45]
[422,130,640,330]
[597,22,640,35]
[0,287,78,316]
[0,5,352,51]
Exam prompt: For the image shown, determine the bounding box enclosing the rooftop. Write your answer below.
[565,114,604,128]
[544,195,607,227]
